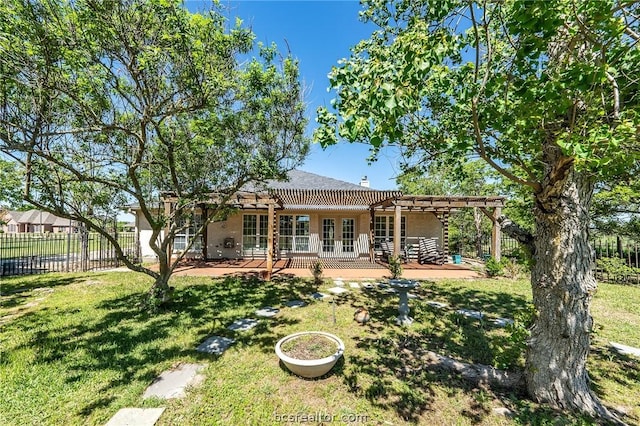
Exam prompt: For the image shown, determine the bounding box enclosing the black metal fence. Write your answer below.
[457,233,640,284]
[0,232,139,276]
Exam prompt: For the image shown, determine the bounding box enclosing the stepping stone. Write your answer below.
[492,317,515,327]
[426,301,448,309]
[255,307,279,318]
[610,342,640,357]
[334,280,345,287]
[327,286,348,295]
[456,309,483,320]
[377,282,388,288]
[105,408,166,426]
[285,300,306,308]
[384,288,398,294]
[143,363,205,399]
[196,336,235,355]
[227,318,259,332]
[362,283,375,290]
[408,293,418,299]
[310,292,330,300]
[349,282,360,288]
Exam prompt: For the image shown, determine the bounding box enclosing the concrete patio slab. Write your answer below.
[105,408,166,426]
[310,292,330,300]
[255,307,279,317]
[143,363,206,399]
[196,336,235,355]
[334,280,345,287]
[611,342,640,357]
[456,309,484,320]
[426,300,448,309]
[327,287,348,295]
[349,282,360,288]
[492,318,514,327]
[227,318,259,332]
[284,300,306,308]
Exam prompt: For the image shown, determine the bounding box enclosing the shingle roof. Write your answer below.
[245,169,372,192]
[7,209,69,225]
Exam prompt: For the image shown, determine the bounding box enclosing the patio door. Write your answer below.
[321,217,357,257]
[322,218,335,254]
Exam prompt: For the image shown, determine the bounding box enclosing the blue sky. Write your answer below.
[192,0,404,190]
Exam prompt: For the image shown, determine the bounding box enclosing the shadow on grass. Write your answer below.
[3,273,311,418]
[337,281,535,424]
[0,274,82,312]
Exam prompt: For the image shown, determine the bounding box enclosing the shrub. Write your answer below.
[309,260,323,285]
[388,255,403,279]
[485,257,503,277]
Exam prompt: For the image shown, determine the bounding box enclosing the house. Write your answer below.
[0,209,76,233]
[133,170,505,268]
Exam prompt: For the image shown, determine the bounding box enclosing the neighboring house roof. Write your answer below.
[3,209,72,226]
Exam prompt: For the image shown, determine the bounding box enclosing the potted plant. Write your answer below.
[275,331,344,378]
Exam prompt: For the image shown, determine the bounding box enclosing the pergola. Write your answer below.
[163,191,506,278]
[370,195,506,263]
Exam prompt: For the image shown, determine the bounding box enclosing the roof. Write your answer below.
[4,209,72,226]
[245,169,372,192]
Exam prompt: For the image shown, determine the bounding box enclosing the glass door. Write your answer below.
[342,218,355,254]
[322,218,335,253]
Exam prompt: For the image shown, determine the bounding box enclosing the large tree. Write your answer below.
[0,0,309,305]
[316,0,639,421]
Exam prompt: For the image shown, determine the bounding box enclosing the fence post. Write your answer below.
[81,227,89,272]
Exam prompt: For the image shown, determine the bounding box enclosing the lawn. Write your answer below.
[0,271,638,425]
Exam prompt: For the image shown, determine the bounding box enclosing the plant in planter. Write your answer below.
[309,260,323,286]
[275,331,344,378]
[388,254,403,279]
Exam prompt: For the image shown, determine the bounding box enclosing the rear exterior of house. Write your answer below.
[134,170,504,264]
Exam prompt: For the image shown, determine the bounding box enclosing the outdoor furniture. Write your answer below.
[418,237,444,265]
[380,241,407,263]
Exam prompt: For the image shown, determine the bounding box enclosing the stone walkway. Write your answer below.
[142,363,205,400]
[105,408,166,426]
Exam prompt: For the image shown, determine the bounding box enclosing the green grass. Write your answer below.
[0,272,638,425]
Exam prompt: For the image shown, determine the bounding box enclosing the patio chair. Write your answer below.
[418,237,445,265]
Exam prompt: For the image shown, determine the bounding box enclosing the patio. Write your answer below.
[170,257,481,280]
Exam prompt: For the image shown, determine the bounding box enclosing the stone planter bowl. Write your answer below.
[275,331,345,378]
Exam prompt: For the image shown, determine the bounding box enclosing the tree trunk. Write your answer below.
[148,256,173,308]
[527,168,618,421]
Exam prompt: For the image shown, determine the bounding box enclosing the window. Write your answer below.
[374,216,406,249]
[243,214,269,252]
[342,218,355,252]
[174,212,203,252]
[8,224,16,233]
[279,215,310,252]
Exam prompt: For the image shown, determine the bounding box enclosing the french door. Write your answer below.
[321,217,356,256]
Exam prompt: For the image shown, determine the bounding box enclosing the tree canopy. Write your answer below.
[0,0,309,303]
[316,0,639,421]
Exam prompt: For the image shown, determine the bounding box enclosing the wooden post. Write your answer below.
[491,207,502,262]
[201,204,208,260]
[442,211,450,263]
[394,204,401,257]
[369,207,375,263]
[266,203,274,280]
